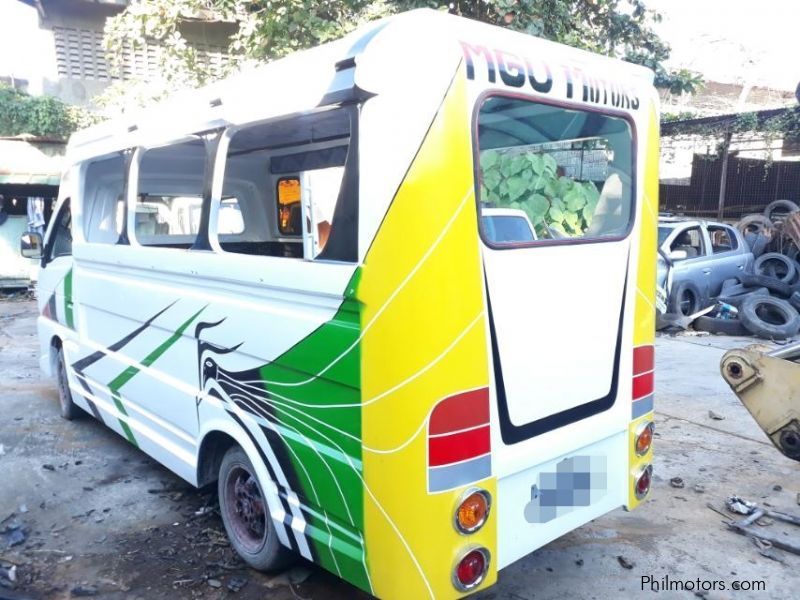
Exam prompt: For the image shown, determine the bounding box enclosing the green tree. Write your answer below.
[100,0,701,111]
[0,84,96,139]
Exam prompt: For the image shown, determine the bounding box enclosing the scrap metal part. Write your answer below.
[723,497,800,556]
[720,343,800,462]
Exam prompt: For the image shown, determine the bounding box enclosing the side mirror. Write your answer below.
[20,232,43,259]
[668,249,688,261]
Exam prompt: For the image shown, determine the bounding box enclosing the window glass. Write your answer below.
[709,225,737,253]
[277,177,301,236]
[482,211,537,243]
[136,139,205,247]
[50,199,72,259]
[658,226,672,246]
[83,155,125,244]
[670,226,704,259]
[477,96,633,245]
[218,197,244,235]
[219,108,352,260]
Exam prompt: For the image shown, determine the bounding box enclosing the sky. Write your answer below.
[649,0,799,91]
[0,0,57,92]
[0,0,798,92]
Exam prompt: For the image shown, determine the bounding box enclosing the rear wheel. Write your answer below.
[55,347,80,420]
[218,446,292,571]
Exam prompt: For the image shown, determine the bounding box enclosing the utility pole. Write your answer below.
[717,129,733,221]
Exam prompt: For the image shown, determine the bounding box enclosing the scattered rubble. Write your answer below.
[616,555,635,570]
[70,584,99,597]
[669,477,685,489]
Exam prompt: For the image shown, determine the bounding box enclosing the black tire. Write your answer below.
[754,252,797,283]
[764,199,800,223]
[744,232,771,258]
[789,291,800,312]
[720,278,740,294]
[740,273,793,298]
[739,295,800,340]
[668,281,705,316]
[716,283,752,297]
[716,287,769,308]
[55,347,80,420]
[736,214,775,237]
[218,446,293,572]
[693,315,749,336]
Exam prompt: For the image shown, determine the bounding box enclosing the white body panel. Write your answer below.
[30,10,656,594]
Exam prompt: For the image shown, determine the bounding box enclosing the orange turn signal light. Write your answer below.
[635,421,655,456]
[455,489,491,534]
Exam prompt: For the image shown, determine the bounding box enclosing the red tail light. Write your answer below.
[632,345,655,419]
[453,548,490,591]
[428,389,491,493]
[635,465,653,500]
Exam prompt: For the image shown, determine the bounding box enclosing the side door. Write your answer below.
[667,224,714,300]
[39,198,75,330]
[706,224,747,296]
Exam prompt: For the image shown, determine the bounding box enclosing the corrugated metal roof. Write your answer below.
[0,138,64,186]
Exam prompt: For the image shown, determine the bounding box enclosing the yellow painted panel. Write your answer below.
[359,72,496,599]
[634,102,660,347]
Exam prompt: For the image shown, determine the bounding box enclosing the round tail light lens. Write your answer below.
[635,464,653,500]
[635,421,655,456]
[455,489,491,534]
[453,547,490,591]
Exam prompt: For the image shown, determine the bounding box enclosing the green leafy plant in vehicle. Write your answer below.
[479,148,601,237]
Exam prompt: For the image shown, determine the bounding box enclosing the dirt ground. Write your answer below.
[1,297,799,600]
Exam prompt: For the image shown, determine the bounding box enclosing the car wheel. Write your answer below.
[739,296,800,340]
[668,281,704,316]
[55,346,80,421]
[218,446,293,572]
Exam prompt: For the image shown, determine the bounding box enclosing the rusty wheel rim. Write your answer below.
[223,464,267,554]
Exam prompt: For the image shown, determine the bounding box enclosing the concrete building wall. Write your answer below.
[1,0,235,107]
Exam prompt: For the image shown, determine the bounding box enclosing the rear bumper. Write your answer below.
[496,430,628,569]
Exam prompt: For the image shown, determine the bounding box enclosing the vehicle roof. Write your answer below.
[482,208,532,217]
[658,218,733,229]
[67,9,655,163]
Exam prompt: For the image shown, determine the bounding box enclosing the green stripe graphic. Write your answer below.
[107,306,206,446]
[63,268,74,329]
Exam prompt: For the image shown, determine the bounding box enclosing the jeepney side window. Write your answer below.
[476,96,634,246]
[217,107,356,261]
[134,139,206,248]
[83,155,125,244]
[49,198,72,260]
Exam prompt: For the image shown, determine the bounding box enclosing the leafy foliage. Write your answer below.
[0,84,97,139]
[479,149,600,237]
[100,0,702,113]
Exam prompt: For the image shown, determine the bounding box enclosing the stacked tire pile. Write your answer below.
[697,200,800,340]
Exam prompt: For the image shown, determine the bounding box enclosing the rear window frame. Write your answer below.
[472,90,639,250]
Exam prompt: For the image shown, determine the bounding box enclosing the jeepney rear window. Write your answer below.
[476,96,634,246]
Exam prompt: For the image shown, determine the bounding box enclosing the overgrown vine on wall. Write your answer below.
[0,84,100,139]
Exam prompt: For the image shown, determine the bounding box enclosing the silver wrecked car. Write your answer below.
[658,217,754,316]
